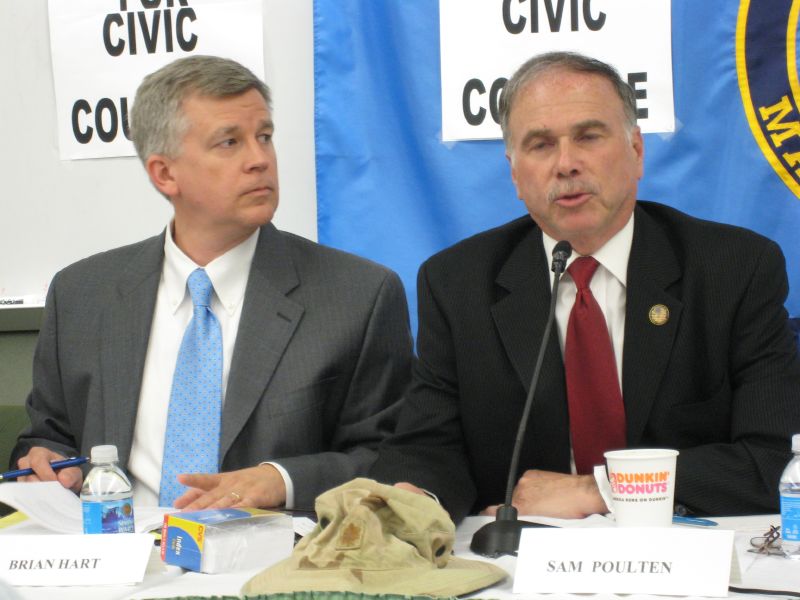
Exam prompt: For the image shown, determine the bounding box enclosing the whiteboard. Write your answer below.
[0,0,317,300]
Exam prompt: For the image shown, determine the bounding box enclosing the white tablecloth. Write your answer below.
[7,514,798,600]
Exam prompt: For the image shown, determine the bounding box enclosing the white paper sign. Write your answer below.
[48,0,265,160]
[0,534,153,586]
[515,527,734,597]
[439,0,674,141]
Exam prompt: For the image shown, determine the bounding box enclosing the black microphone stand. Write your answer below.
[470,240,572,557]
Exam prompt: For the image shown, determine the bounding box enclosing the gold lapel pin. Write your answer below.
[649,304,670,326]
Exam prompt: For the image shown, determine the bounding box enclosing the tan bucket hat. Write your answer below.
[242,478,506,597]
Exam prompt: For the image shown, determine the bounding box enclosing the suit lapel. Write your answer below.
[492,228,554,389]
[220,224,304,459]
[101,234,164,466]
[622,206,683,445]
[491,225,571,471]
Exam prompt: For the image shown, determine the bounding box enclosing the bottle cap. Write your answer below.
[793,434,800,453]
[90,444,118,463]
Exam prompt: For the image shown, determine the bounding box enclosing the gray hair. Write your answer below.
[130,55,271,162]
[498,51,637,149]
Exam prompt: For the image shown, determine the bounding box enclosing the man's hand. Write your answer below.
[393,482,426,496]
[482,469,607,519]
[15,447,83,492]
[172,464,287,511]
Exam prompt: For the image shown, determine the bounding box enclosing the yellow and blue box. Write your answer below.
[161,508,293,573]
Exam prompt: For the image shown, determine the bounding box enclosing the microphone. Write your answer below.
[470,240,572,557]
[551,240,571,273]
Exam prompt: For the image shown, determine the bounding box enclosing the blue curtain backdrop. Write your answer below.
[314,1,800,335]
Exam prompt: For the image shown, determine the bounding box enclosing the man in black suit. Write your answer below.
[371,51,800,522]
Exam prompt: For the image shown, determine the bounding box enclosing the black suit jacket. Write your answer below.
[371,201,800,522]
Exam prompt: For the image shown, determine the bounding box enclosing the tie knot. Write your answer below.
[568,256,600,289]
[187,268,214,307]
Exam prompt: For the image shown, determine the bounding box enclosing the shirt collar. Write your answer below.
[162,224,260,315]
[541,212,634,287]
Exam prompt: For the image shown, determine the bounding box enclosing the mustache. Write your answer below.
[547,181,599,203]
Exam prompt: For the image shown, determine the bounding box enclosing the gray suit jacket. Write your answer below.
[13,223,413,508]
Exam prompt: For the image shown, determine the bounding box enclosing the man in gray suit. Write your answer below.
[12,56,412,510]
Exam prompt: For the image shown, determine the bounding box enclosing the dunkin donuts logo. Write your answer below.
[609,470,670,495]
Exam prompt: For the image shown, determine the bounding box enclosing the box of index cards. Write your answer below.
[161,508,293,573]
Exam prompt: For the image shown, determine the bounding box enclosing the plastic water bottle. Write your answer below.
[780,434,800,559]
[80,445,135,534]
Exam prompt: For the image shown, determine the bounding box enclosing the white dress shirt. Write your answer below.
[542,214,634,474]
[129,225,293,507]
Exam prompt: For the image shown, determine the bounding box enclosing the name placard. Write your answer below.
[515,527,734,597]
[0,534,153,586]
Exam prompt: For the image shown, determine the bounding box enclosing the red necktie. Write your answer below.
[565,256,626,474]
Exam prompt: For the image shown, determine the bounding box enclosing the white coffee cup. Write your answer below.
[603,448,679,527]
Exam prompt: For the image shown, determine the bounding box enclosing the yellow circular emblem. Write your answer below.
[649,304,669,326]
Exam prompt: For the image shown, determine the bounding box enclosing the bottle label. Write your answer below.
[780,494,800,541]
[82,498,135,534]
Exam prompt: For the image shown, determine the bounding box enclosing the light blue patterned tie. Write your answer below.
[159,268,223,507]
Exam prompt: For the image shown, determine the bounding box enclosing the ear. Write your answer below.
[506,150,522,199]
[145,154,179,199]
[631,126,645,179]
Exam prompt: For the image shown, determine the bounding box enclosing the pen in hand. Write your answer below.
[0,456,90,482]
